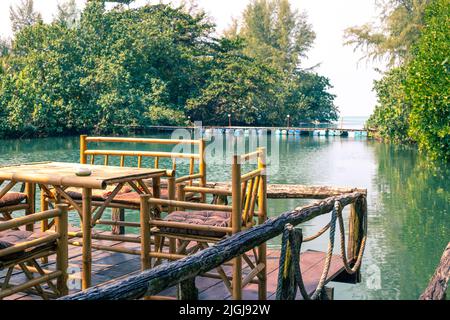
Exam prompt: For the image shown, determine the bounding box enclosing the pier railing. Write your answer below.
[60,191,367,300]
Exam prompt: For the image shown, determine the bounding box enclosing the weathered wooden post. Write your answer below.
[347,195,367,283]
[276,224,302,300]
[199,139,206,203]
[177,278,198,300]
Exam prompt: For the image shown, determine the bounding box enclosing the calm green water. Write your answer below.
[0,133,448,300]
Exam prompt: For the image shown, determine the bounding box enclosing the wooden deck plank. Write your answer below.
[198,250,281,300]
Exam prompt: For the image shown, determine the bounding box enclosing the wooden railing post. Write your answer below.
[80,135,87,164]
[177,277,198,300]
[347,195,367,282]
[257,147,267,300]
[199,139,206,203]
[231,155,242,300]
[276,224,302,300]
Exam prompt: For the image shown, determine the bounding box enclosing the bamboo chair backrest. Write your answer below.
[231,148,267,230]
[80,135,206,186]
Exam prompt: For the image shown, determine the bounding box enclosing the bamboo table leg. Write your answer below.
[152,176,161,216]
[25,182,36,231]
[152,177,161,202]
[82,188,92,290]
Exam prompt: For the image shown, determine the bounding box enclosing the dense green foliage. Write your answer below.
[356,0,449,161]
[367,67,412,144]
[0,0,338,137]
[405,0,449,161]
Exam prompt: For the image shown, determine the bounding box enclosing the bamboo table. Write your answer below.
[0,162,168,290]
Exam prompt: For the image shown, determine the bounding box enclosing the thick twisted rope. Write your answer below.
[308,201,339,300]
[276,197,368,300]
[303,221,331,242]
[337,197,367,274]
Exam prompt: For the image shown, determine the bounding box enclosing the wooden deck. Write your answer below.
[1,230,348,300]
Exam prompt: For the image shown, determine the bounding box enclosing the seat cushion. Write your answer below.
[0,230,52,261]
[160,211,230,237]
[0,193,27,208]
[112,189,170,204]
[62,185,132,201]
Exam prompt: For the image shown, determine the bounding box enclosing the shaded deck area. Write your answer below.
[1,229,348,300]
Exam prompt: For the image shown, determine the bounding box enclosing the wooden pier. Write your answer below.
[1,186,367,300]
[1,229,348,300]
[124,125,373,135]
[57,192,366,301]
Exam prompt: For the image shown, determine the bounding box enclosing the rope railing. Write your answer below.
[60,191,367,300]
[276,198,368,300]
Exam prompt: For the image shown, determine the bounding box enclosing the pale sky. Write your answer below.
[0,0,383,117]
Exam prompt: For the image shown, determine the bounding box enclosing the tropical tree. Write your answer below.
[405,0,449,161]
[186,38,283,125]
[284,71,338,124]
[9,0,42,34]
[55,0,79,27]
[226,0,315,73]
[344,0,429,67]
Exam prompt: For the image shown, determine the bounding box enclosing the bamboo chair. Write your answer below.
[0,204,69,300]
[0,182,35,229]
[140,148,267,300]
